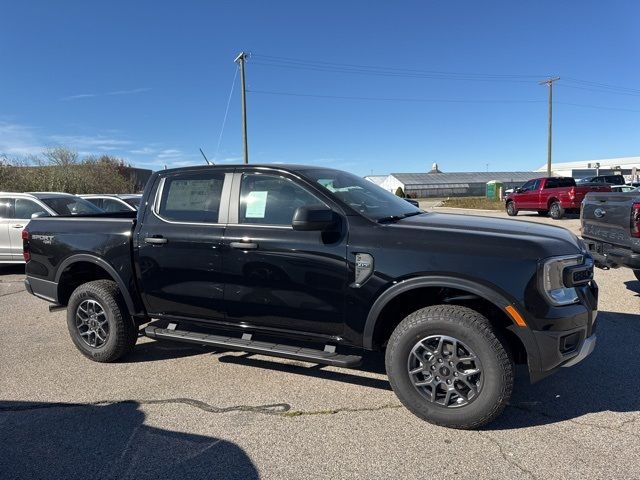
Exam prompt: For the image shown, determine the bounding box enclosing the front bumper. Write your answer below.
[561,334,596,368]
[517,280,599,382]
[582,238,640,270]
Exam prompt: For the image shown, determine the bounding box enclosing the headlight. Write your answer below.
[539,255,583,306]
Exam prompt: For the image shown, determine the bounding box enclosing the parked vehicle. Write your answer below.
[581,190,640,281]
[23,165,598,429]
[576,174,625,185]
[81,194,142,212]
[0,192,102,264]
[610,185,638,193]
[505,177,611,219]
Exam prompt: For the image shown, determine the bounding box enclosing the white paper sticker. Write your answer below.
[245,191,268,218]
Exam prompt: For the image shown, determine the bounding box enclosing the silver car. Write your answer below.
[0,192,103,264]
[80,194,142,212]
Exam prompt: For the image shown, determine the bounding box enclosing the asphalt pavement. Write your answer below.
[1,209,639,479]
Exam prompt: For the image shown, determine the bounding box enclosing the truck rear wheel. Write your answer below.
[506,201,518,216]
[385,305,514,429]
[549,201,565,219]
[66,280,137,362]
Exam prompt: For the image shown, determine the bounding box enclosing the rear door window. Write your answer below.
[0,198,13,218]
[14,198,46,219]
[157,171,226,223]
[102,198,131,213]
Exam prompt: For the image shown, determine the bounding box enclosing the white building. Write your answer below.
[535,156,640,179]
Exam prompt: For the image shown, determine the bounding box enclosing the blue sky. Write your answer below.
[1,0,638,175]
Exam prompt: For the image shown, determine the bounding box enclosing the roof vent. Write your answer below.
[430,162,442,173]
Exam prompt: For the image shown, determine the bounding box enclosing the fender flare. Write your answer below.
[55,254,136,315]
[363,276,515,348]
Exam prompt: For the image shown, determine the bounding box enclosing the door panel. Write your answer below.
[11,198,45,260]
[223,172,348,336]
[134,170,231,320]
[0,198,12,262]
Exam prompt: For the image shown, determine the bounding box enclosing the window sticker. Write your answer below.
[245,191,268,218]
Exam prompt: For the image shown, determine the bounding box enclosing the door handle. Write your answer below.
[230,241,258,250]
[144,236,168,245]
[11,224,24,229]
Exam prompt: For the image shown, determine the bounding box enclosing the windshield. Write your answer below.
[302,168,421,221]
[123,196,141,208]
[41,196,104,215]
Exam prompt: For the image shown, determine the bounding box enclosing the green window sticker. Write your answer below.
[245,191,268,218]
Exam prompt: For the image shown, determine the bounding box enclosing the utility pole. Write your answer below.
[539,77,560,176]
[235,52,249,164]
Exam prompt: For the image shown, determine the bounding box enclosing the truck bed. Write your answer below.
[24,212,138,305]
[582,192,639,249]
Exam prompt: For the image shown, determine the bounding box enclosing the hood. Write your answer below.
[389,212,584,257]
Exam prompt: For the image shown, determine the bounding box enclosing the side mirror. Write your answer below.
[292,205,338,231]
[31,211,50,219]
[514,187,523,194]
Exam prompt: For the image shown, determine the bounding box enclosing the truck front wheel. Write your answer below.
[385,305,514,429]
[506,201,518,216]
[549,201,565,219]
[66,280,138,362]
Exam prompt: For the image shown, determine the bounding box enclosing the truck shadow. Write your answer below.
[0,400,259,480]
[489,310,640,430]
[217,351,391,391]
[624,279,640,296]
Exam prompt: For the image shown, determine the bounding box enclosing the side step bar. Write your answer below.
[144,326,363,368]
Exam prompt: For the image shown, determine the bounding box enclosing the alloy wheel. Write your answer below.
[407,335,483,408]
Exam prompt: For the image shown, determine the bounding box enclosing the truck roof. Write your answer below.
[160,164,331,174]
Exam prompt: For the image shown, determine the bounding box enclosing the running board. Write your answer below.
[144,326,362,368]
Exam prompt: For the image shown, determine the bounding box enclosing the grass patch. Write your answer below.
[441,196,505,210]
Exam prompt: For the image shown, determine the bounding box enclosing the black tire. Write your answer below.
[549,201,564,220]
[537,210,548,216]
[634,270,640,282]
[66,280,137,362]
[385,305,513,429]
[506,201,518,216]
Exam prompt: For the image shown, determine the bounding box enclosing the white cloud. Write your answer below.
[60,88,150,101]
[156,149,182,159]
[48,134,133,149]
[0,122,44,156]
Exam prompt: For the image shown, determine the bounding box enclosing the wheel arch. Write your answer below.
[55,254,136,315]
[362,276,539,371]
[547,197,560,208]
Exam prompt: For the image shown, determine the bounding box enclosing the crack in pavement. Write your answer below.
[478,432,539,480]
[0,398,403,418]
[280,403,402,417]
[0,290,24,298]
[0,398,291,415]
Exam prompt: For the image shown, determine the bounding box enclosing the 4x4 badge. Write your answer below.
[351,253,374,288]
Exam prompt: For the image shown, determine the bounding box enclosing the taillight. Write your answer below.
[568,187,575,200]
[631,203,640,238]
[22,229,30,262]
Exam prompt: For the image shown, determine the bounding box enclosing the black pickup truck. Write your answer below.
[24,164,598,429]
[581,190,640,280]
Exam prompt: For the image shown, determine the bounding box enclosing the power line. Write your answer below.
[247,89,545,104]
[563,77,640,94]
[213,67,238,163]
[557,83,640,97]
[247,89,640,112]
[252,53,544,78]
[252,60,542,84]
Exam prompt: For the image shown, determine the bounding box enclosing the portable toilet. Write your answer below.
[486,180,503,200]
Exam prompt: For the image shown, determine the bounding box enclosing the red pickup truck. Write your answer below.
[505,177,611,219]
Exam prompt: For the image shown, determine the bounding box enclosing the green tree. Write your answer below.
[395,186,405,198]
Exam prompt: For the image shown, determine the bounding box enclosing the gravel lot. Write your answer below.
[1,208,639,479]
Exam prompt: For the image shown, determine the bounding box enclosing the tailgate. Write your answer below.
[581,193,637,248]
